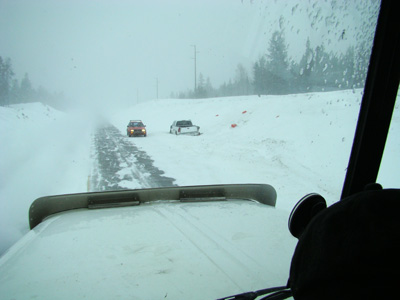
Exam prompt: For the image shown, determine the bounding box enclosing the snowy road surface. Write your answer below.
[90,124,176,191]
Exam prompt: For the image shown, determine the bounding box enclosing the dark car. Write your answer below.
[127,120,147,137]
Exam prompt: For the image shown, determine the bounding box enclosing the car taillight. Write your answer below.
[178,128,181,132]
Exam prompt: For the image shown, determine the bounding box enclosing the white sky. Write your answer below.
[0,0,376,108]
[1,0,260,105]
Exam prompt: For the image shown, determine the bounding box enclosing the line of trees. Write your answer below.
[253,29,370,95]
[0,56,65,109]
[173,27,372,99]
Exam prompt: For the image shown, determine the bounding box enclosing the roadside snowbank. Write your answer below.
[0,103,93,254]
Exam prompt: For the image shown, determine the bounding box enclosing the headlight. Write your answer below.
[142,129,146,132]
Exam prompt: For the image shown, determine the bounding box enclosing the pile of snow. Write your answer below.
[0,103,93,254]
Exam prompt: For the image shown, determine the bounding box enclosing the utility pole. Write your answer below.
[156,78,159,99]
[191,45,198,94]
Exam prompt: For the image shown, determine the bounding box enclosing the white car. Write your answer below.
[170,120,200,135]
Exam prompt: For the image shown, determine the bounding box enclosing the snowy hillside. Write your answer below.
[1,90,399,256]
[110,90,364,208]
[0,103,93,254]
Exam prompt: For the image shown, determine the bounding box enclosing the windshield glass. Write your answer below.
[129,122,143,127]
[378,89,400,188]
[0,0,389,283]
[176,120,192,126]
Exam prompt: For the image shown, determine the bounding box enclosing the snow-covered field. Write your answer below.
[1,90,399,255]
[110,89,399,208]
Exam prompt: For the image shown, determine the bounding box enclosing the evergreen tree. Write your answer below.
[311,44,330,90]
[297,38,314,92]
[0,56,65,108]
[253,56,267,95]
[234,64,251,95]
[20,73,33,103]
[325,52,343,89]
[0,56,14,106]
[205,76,214,97]
[341,47,355,89]
[265,29,290,94]
[195,73,207,98]
[9,79,20,104]
[354,40,372,88]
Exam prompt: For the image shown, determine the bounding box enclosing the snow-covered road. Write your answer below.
[90,124,176,191]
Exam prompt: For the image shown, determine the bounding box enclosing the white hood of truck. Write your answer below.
[0,200,296,300]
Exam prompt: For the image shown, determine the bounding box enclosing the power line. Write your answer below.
[191,45,198,92]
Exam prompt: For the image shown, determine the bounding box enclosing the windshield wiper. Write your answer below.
[217,286,292,300]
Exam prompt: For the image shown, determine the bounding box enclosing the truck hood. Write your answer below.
[0,200,296,300]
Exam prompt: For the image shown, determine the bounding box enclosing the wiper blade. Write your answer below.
[259,290,292,300]
[217,286,292,300]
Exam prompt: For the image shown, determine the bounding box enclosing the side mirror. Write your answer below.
[288,193,326,239]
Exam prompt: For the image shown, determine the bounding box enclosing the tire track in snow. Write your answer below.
[173,204,266,270]
[91,124,176,191]
[152,205,256,291]
[162,205,266,282]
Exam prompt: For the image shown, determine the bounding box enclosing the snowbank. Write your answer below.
[0,103,93,254]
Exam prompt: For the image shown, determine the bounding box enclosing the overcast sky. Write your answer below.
[0,0,376,110]
[0,1,259,107]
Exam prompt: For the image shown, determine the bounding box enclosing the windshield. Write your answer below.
[176,120,192,126]
[1,0,395,297]
[129,122,143,127]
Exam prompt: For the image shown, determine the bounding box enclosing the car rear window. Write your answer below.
[177,121,192,126]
